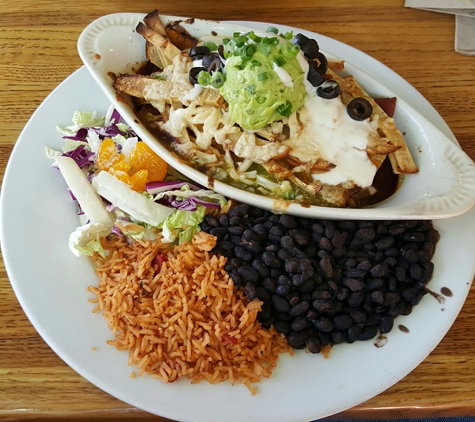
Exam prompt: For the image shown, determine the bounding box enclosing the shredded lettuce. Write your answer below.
[159,205,207,243]
[56,110,106,136]
[74,239,107,258]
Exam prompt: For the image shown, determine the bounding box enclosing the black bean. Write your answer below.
[299,278,316,293]
[342,278,365,292]
[345,258,357,269]
[289,229,310,246]
[228,203,249,217]
[336,287,350,301]
[276,284,291,296]
[347,291,365,307]
[409,263,422,280]
[375,236,395,250]
[229,271,242,286]
[280,235,295,250]
[252,259,270,278]
[237,266,259,283]
[262,251,281,268]
[287,331,309,349]
[256,286,270,301]
[290,301,310,317]
[346,325,362,343]
[365,278,383,290]
[244,283,258,300]
[277,248,294,261]
[349,308,367,324]
[388,223,405,235]
[242,239,263,255]
[384,292,400,306]
[279,214,297,229]
[395,266,406,282]
[365,313,382,326]
[345,268,367,278]
[224,258,242,273]
[312,290,332,300]
[312,300,333,313]
[403,231,426,243]
[274,320,291,334]
[271,294,291,313]
[332,232,348,248]
[307,337,322,354]
[209,227,227,240]
[261,277,277,293]
[333,314,353,330]
[270,268,284,279]
[289,296,300,307]
[370,291,385,305]
[234,245,253,261]
[318,237,333,252]
[358,325,378,341]
[319,258,333,278]
[314,317,334,332]
[312,223,324,234]
[355,228,376,241]
[370,263,389,278]
[404,249,419,264]
[252,223,267,237]
[291,317,311,332]
[205,215,220,227]
[402,287,420,302]
[384,247,399,257]
[421,262,434,282]
[277,274,291,285]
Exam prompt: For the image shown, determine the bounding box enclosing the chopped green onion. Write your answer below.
[202,41,218,51]
[210,71,224,88]
[222,38,230,45]
[197,70,211,86]
[152,74,166,80]
[285,190,296,200]
[245,84,256,95]
[248,31,262,43]
[256,96,267,104]
[281,41,300,59]
[266,26,278,34]
[258,72,269,81]
[277,100,293,116]
[250,59,262,66]
[274,55,287,67]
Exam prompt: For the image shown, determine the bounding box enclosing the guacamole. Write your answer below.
[219,37,307,131]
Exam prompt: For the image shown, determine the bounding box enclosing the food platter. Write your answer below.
[1,20,475,422]
[77,13,475,220]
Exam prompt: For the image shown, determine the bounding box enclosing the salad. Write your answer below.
[45,106,227,257]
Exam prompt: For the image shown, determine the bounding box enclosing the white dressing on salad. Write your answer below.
[68,222,111,257]
[92,171,175,226]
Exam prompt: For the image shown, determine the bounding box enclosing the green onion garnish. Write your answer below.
[258,72,269,81]
[210,71,224,88]
[266,26,278,34]
[250,59,262,66]
[152,74,166,80]
[285,190,296,200]
[202,41,218,51]
[274,55,286,67]
[248,31,262,43]
[277,100,293,116]
[197,70,211,86]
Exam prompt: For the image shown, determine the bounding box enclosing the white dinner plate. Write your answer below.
[77,13,475,220]
[2,29,475,422]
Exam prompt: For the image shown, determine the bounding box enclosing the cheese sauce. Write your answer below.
[284,94,377,188]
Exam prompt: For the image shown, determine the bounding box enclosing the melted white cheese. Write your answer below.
[286,94,377,187]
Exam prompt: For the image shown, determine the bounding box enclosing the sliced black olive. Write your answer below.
[218,44,225,59]
[301,38,319,59]
[189,45,210,58]
[317,80,341,99]
[347,97,373,121]
[291,33,310,48]
[306,59,325,87]
[202,53,222,73]
[189,66,206,85]
[315,51,328,74]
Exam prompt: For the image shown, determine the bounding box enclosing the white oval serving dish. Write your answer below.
[78,13,475,220]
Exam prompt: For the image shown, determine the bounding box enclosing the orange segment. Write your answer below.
[130,169,148,192]
[130,141,168,182]
[97,138,121,171]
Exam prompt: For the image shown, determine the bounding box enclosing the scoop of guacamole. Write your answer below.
[220,42,307,131]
